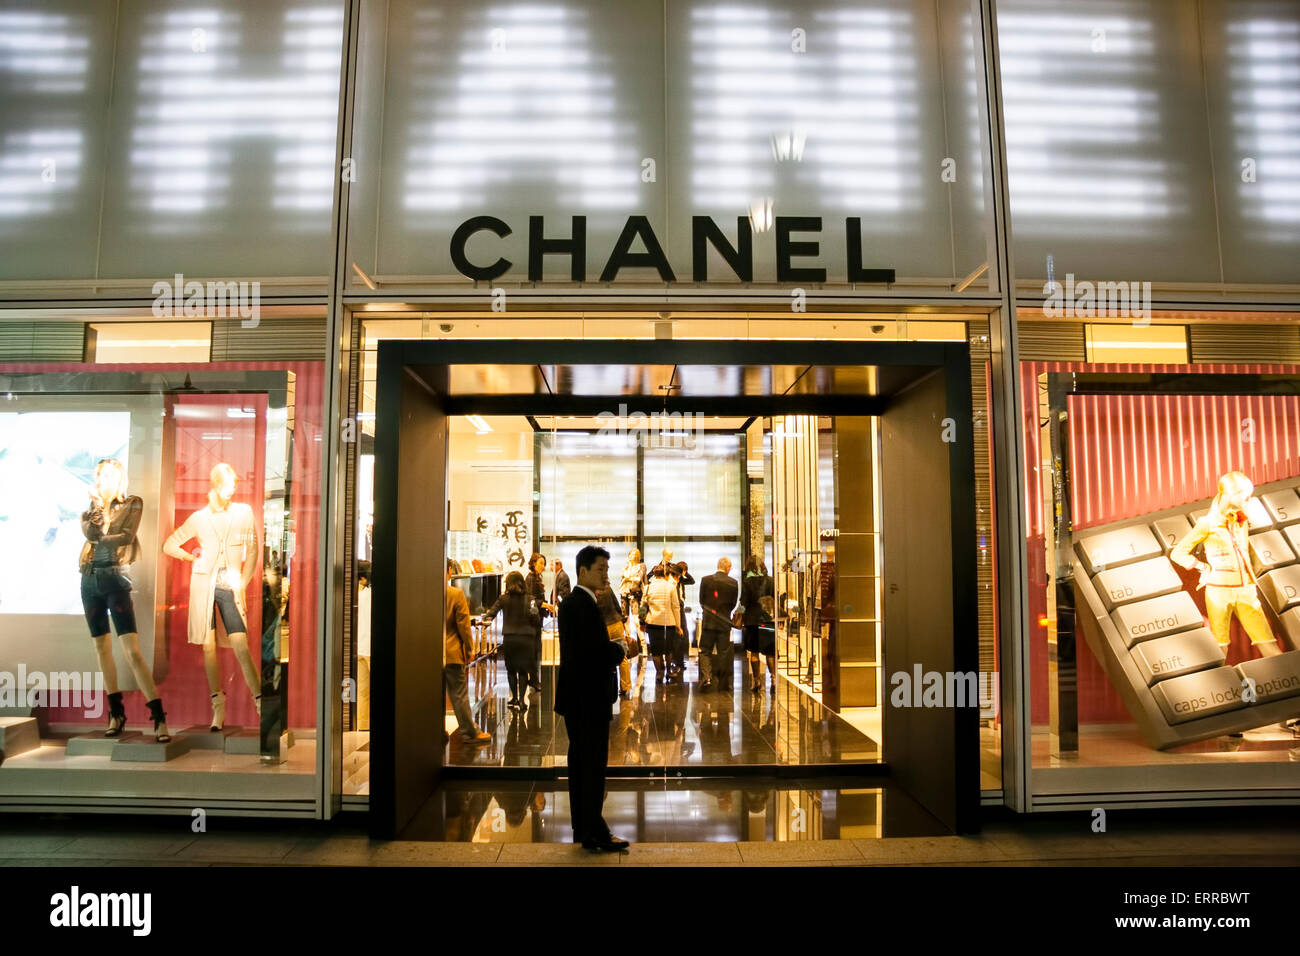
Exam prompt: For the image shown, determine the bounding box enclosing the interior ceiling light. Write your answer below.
[465,414,492,434]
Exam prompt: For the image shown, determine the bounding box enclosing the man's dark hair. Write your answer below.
[575,545,610,573]
[447,558,459,576]
[357,560,372,585]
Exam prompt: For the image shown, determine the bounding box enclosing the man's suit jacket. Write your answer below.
[551,570,571,606]
[444,584,474,667]
[554,586,626,723]
[698,571,739,633]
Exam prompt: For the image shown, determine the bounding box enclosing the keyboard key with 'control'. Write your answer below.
[1111,591,1204,648]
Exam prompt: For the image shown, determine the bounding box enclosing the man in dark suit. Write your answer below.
[697,557,739,692]
[555,545,631,853]
[550,559,571,606]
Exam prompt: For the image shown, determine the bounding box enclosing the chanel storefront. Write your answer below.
[0,0,1297,826]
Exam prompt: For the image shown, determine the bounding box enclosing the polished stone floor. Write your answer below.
[2,801,1298,867]
[400,776,939,842]
[444,656,881,768]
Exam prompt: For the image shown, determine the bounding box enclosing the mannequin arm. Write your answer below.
[162,514,196,561]
[1169,520,1211,572]
[98,497,142,549]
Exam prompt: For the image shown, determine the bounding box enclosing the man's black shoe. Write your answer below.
[582,837,630,853]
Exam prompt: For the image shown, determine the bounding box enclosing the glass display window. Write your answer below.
[0,359,323,809]
[1023,358,1300,794]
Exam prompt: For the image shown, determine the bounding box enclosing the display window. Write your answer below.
[0,345,323,810]
[1022,336,1300,796]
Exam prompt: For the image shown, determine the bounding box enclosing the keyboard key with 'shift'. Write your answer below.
[1110,591,1204,648]
[1151,514,1193,553]
[1237,652,1300,705]
[1249,530,1295,572]
[1093,557,1184,611]
[1075,524,1163,575]
[1130,627,1223,687]
[1259,565,1300,613]
[1261,489,1300,525]
[1151,667,1247,725]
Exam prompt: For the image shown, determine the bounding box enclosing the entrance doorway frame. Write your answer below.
[368,338,979,836]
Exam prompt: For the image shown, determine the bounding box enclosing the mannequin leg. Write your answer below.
[1204,586,1235,648]
[766,654,776,691]
[226,632,261,702]
[1235,595,1282,657]
[202,634,221,692]
[115,633,159,700]
[91,634,120,696]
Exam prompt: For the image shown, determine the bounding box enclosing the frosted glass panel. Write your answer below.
[96,0,344,278]
[663,0,987,283]
[537,432,638,538]
[354,0,995,287]
[1201,0,1300,285]
[998,0,1221,283]
[369,0,666,280]
[0,1,116,279]
[643,434,742,537]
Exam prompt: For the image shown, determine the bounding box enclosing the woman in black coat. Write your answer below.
[739,556,776,693]
[524,553,553,692]
[481,571,542,710]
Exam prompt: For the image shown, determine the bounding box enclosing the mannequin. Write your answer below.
[79,459,171,742]
[1170,471,1282,661]
[163,462,261,731]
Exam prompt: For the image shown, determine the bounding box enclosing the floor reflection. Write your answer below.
[446,657,881,768]
[400,776,949,843]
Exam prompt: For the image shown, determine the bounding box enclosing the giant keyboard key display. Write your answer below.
[1071,476,1300,749]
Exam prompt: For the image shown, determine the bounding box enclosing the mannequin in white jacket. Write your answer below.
[163,462,261,732]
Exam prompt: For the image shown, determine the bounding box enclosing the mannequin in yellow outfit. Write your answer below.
[1170,471,1281,660]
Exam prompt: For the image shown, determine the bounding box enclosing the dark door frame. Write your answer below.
[370,338,978,836]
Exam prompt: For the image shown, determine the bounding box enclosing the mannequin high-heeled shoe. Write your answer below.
[147,698,171,743]
[210,690,227,732]
[104,691,126,738]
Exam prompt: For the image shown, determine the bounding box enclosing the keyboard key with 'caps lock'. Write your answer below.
[1248,530,1295,572]
[1260,489,1300,525]
[1237,652,1300,705]
[1151,514,1193,553]
[1130,627,1224,687]
[1093,557,1184,611]
[1110,590,1204,648]
[1150,666,1247,725]
[1075,525,1162,575]
[1259,565,1300,613]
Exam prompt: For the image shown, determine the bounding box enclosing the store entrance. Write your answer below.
[368,339,978,837]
